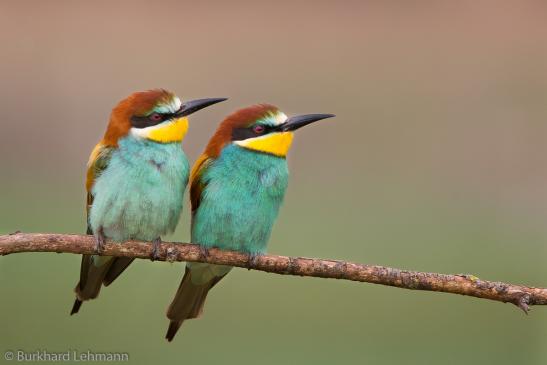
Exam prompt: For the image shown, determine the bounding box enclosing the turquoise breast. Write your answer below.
[192,144,289,254]
[89,135,189,242]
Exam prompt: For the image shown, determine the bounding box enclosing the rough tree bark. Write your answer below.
[1,232,546,312]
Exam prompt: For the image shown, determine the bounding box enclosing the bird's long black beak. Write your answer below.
[177,97,228,117]
[281,113,335,131]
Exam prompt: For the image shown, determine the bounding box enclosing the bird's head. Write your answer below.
[204,104,334,158]
[103,89,226,146]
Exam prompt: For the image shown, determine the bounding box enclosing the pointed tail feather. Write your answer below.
[103,257,135,287]
[165,264,230,341]
[165,321,183,342]
[70,255,114,315]
[70,299,83,315]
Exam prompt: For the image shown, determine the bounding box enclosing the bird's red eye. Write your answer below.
[253,125,265,134]
[150,113,162,122]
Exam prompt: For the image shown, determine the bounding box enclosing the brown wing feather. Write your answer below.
[189,153,213,214]
[85,142,114,233]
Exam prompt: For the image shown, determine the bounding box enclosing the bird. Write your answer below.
[70,89,227,315]
[165,103,334,341]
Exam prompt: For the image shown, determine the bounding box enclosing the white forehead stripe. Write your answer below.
[154,96,182,114]
[273,112,288,126]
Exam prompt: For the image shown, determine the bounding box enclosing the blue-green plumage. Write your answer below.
[90,135,188,242]
[192,144,288,254]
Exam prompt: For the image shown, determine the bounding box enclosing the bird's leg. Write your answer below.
[198,245,211,263]
[94,227,106,255]
[247,252,262,270]
[199,246,210,261]
[151,237,162,261]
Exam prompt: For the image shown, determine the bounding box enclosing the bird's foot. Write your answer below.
[247,252,262,270]
[199,246,210,261]
[94,228,106,255]
[151,237,162,261]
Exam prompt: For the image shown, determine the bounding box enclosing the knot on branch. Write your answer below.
[165,246,178,263]
[513,292,531,314]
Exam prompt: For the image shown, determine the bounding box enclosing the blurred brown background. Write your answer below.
[1,1,547,364]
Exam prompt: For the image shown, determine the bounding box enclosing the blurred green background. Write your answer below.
[1,1,547,364]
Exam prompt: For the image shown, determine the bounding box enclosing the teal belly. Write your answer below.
[89,137,189,242]
[192,145,289,254]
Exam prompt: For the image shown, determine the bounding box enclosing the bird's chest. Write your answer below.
[193,147,289,253]
[218,166,287,208]
[89,141,189,241]
[213,153,288,211]
[116,146,186,202]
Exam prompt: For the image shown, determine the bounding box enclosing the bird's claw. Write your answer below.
[94,228,106,255]
[151,237,162,261]
[199,246,210,261]
[247,253,261,270]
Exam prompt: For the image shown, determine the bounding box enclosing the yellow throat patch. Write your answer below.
[146,117,189,143]
[236,132,294,157]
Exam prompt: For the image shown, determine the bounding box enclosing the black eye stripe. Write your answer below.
[130,112,176,129]
[231,124,284,141]
[231,127,257,141]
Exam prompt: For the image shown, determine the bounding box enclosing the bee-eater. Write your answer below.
[70,89,226,315]
[165,104,334,341]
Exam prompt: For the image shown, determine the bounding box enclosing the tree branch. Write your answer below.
[1,232,546,312]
